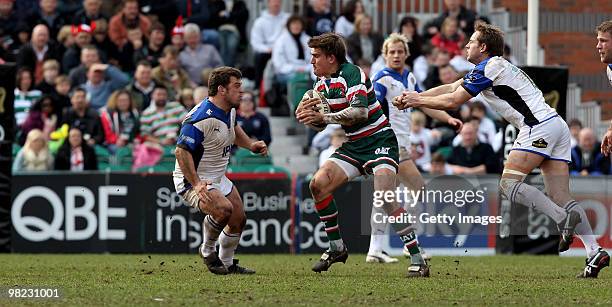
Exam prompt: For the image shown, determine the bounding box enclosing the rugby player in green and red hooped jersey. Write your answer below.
[295,32,429,277]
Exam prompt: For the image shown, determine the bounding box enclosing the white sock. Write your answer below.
[368,234,385,254]
[202,215,224,257]
[219,231,241,268]
[368,205,387,254]
[508,181,567,223]
[566,201,601,258]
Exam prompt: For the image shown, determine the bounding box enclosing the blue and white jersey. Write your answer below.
[173,99,236,194]
[372,67,421,137]
[462,56,557,129]
[607,64,612,86]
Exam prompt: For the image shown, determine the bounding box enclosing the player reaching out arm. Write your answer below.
[174,67,266,275]
[395,21,609,278]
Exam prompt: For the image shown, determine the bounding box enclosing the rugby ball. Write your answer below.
[302,89,331,114]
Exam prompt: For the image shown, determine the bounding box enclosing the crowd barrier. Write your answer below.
[9,172,612,255]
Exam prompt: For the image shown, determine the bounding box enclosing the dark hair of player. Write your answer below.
[474,21,504,57]
[208,67,242,96]
[308,32,347,64]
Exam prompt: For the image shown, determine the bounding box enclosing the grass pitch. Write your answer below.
[1,254,611,306]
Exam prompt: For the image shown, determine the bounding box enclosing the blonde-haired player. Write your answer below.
[368,33,463,263]
[395,22,609,278]
[597,20,612,155]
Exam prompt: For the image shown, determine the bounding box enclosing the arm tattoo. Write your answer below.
[323,106,368,125]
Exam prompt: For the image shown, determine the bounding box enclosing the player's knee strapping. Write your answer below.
[500,168,566,223]
[315,195,341,240]
[499,169,527,202]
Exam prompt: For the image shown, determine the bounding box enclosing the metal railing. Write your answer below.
[577,101,602,134]
[565,83,582,122]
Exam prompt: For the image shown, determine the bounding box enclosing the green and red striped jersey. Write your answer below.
[313,62,390,141]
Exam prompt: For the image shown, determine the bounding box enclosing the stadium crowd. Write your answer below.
[3,0,610,175]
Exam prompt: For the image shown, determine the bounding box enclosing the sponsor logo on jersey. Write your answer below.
[375,147,390,155]
[532,138,548,148]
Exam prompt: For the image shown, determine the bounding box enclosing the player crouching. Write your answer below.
[173,67,267,275]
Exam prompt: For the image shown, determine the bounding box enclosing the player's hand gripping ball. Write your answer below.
[302,89,331,114]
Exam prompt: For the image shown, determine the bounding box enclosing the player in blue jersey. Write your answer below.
[367,33,462,263]
[596,20,612,155]
[174,67,267,275]
[395,22,609,278]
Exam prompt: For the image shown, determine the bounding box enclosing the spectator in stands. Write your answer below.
[398,16,424,69]
[250,0,289,90]
[568,118,582,148]
[16,24,61,84]
[179,88,195,111]
[0,0,19,52]
[56,24,73,55]
[424,0,478,40]
[193,86,208,104]
[35,59,60,94]
[138,0,178,33]
[570,127,610,176]
[133,22,165,68]
[152,45,193,101]
[108,0,151,49]
[412,44,437,89]
[438,64,460,85]
[58,0,82,16]
[5,22,31,60]
[236,91,272,146]
[54,127,98,170]
[62,22,94,73]
[334,0,363,38]
[81,63,130,109]
[61,87,104,146]
[19,95,58,144]
[13,129,54,172]
[306,0,336,37]
[27,0,70,40]
[100,89,139,150]
[431,17,464,57]
[51,74,71,113]
[346,14,384,64]
[271,16,311,86]
[205,0,242,67]
[140,85,185,146]
[428,152,453,175]
[68,44,99,88]
[73,0,107,25]
[15,68,43,127]
[91,19,115,64]
[318,128,346,167]
[170,17,185,51]
[447,122,499,174]
[409,111,441,171]
[126,60,156,111]
[175,0,210,32]
[469,101,496,145]
[179,23,223,86]
[423,48,451,89]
